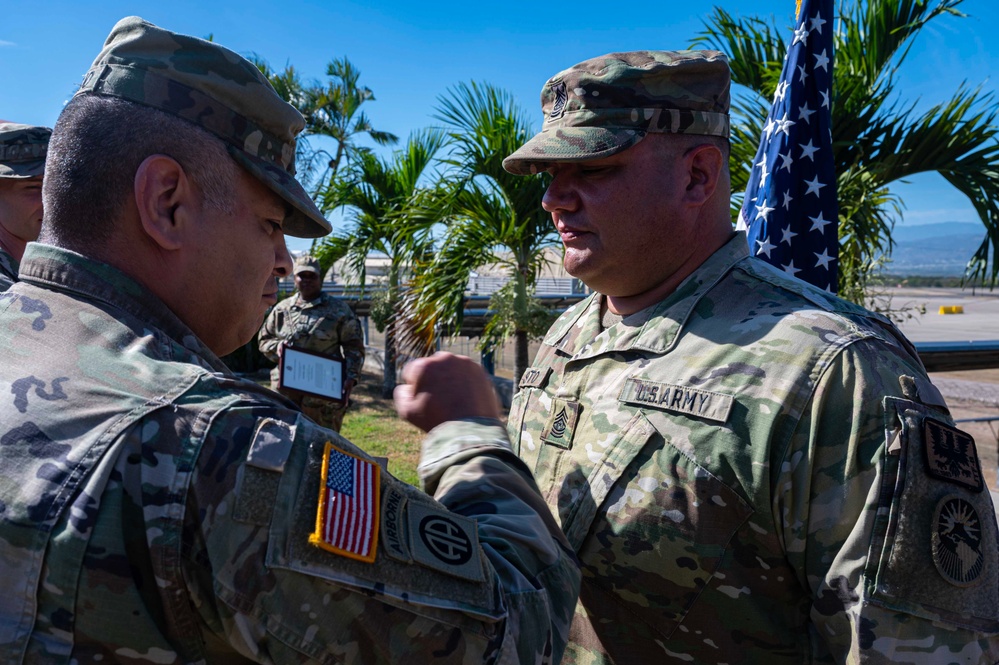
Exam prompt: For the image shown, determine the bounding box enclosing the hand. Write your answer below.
[394,352,501,433]
[343,379,356,407]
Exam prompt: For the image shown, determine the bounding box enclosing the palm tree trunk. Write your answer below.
[381,265,400,398]
[514,329,529,389]
[382,322,396,399]
[512,269,530,388]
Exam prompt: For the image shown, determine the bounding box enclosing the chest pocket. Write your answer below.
[507,366,552,461]
[300,317,340,355]
[310,319,336,342]
[571,409,753,641]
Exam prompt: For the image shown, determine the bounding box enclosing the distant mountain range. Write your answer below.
[881,222,985,276]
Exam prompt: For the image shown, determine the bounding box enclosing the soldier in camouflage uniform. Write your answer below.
[500,50,999,663]
[0,122,51,291]
[0,17,579,664]
[259,255,365,432]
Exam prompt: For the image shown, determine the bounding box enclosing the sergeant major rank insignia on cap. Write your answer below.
[549,78,568,121]
[310,442,380,563]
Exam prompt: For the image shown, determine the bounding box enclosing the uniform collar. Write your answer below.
[294,292,325,308]
[17,242,230,373]
[544,232,750,359]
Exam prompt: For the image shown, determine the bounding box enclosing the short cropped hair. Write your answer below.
[40,94,238,250]
[666,132,731,162]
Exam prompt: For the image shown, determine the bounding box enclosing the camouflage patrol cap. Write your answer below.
[503,50,731,175]
[0,122,52,178]
[75,16,331,238]
[293,254,320,276]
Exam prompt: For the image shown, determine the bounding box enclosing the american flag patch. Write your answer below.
[309,442,380,562]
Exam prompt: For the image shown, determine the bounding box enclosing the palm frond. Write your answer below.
[700,0,998,297]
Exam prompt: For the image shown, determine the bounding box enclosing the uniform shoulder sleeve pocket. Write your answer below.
[265,415,504,623]
[866,397,999,633]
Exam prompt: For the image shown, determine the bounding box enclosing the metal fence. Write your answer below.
[277,276,587,297]
[281,277,999,373]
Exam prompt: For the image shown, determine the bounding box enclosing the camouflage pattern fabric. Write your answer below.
[0,243,580,663]
[503,50,730,175]
[0,123,51,179]
[74,16,330,239]
[0,246,16,292]
[259,292,366,432]
[508,232,999,663]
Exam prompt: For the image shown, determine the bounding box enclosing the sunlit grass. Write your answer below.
[340,370,423,487]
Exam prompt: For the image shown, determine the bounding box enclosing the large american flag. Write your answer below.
[738,0,838,293]
[311,443,380,562]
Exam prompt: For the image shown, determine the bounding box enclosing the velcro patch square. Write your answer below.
[309,442,380,562]
[924,419,984,493]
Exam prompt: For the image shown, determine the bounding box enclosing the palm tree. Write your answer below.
[317,129,446,397]
[695,0,999,303]
[252,55,399,198]
[404,82,560,386]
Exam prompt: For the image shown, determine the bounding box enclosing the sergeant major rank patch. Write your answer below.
[548,78,568,121]
[931,495,984,587]
[924,419,984,493]
[310,442,380,563]
[541,398,581,449]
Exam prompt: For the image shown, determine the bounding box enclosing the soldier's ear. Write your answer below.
[133,154,198,251]
[681,143,723,206]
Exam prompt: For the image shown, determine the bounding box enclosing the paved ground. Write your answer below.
[875,287,999,504]
[885,286,999,342]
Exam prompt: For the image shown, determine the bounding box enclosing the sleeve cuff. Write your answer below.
[418,417,514,490]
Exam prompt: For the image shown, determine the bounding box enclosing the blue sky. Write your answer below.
[2,0,996,253]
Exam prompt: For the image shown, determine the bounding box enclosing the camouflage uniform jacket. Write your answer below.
[0,245,17,291]
[508,233,999,664]
[258,292,365,388]
[0,243,580,664]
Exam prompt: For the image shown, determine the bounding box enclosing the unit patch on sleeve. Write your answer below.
[931,494,985,587]
[619,378,733,423]
[310,442,380,563]
[923,419,984,493]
